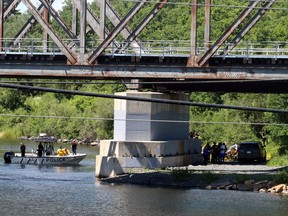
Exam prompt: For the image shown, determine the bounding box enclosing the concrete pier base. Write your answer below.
[95,91,202,178]
[96,139,202,178]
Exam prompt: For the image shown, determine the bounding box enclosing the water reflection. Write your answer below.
[0,139,287,216]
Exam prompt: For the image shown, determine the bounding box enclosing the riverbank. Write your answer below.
[99,164,288,194]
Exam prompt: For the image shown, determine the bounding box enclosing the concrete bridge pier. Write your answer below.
[95,91,202,178]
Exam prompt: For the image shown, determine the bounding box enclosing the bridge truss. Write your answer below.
[1,0,288,93]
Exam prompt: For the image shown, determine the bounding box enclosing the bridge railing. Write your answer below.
[1,38,288,58]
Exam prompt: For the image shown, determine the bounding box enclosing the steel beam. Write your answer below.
[99,0,106,41]
[79,0,86,55]
[96,0,132,38]
[4,0,21,19]
[71,0,101,35]
[88,0,147,64]
[39,0,78,43]
[0,0,3,51]
[221,0,276,55]
[1,63,288,82]
[43,1,49,52]
[96,0,142,51]
[116,0,167,54]
[8,2,55,49]
[72,3,78,35]
[21,0,77,64]
[197,0,261,67]
[187,0,198,66]
[204,0,211,51]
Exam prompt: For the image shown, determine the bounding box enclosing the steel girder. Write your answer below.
[220,0,276,56]
[197,0,272,67]
[21,0,77,64]
[115,0,168,54]
[0,0,277,66]
[88,0,147,64]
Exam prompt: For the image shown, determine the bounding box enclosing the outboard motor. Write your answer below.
[4,152,14,163]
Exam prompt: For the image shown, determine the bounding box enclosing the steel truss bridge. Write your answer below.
[1,0,288,93]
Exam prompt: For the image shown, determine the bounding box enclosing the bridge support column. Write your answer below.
[96,91,202,178]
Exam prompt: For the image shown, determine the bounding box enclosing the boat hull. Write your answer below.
[5,153,87,165]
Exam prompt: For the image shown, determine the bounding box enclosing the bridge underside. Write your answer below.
[1,55,288,93]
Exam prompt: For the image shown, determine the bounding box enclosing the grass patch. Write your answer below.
[1,128,21,139]
[273,170,288,184]
[265,142,288,167]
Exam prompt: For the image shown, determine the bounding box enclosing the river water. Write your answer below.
[0,139,287,216]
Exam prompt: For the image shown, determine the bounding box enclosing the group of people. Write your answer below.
[19,138,78,157]
[57,146,70,156]
[202,142,228,164]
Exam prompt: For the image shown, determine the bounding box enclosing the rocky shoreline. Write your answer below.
[99,165,288,195]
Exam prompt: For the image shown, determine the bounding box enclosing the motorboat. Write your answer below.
[3,134,87,165]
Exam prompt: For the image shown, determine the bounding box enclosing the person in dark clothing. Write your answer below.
[211,142,219,164]
[202,143,211,164]
[20,143,26,157]
[37,142,44,157]
[71,139,78,155]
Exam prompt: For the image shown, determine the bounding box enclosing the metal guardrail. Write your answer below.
[1,38,288,58]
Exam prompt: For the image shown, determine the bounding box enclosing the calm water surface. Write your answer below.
[0,139,287,216]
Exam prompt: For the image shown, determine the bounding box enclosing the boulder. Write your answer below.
[268,184,287,193]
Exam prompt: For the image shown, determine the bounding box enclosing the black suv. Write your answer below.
[238,141,266,163]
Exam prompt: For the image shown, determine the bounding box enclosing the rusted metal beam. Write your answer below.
[39,0,78,43]
[96,0,142,51]
[204,0,211,51]
[96,0,132,38]
[221,0,276,55]
[4,0,21,19]
[0,0,3,51]
[79,0,86,55]
[187,0,198,67]
[88,0,147,64]
[70,0,120,49]
[21,0,77,64]
[8,1,56,49]
[72,3,78,35]
[43,1,49,52]
[197,0,261,67]
[99,0,106,41]
[116,0,167,54]
[71,0,101,34]
[1,63,288,83]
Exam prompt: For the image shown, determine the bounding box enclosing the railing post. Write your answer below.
[140,40,142,58]
[31,38,33,55]
[4,38,6,54]
[112,40,114,58]
[275,44,279,60]
[246,41,249,59]
[162,40,164,59]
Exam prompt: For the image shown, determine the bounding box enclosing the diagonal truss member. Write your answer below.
[197,0,262,67]
[221,0,276,55]
[88,0,147,64]
[21,0,77,64]
[115,0,167,54]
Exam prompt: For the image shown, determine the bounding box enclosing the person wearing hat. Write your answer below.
[20,143,26,157]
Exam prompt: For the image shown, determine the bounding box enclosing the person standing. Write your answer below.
[37,142,44,157]
[71,139,78,155]
[202,143,211,164]
[20,143,26,157]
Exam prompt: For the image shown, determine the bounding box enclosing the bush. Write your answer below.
[273,170,288,184]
